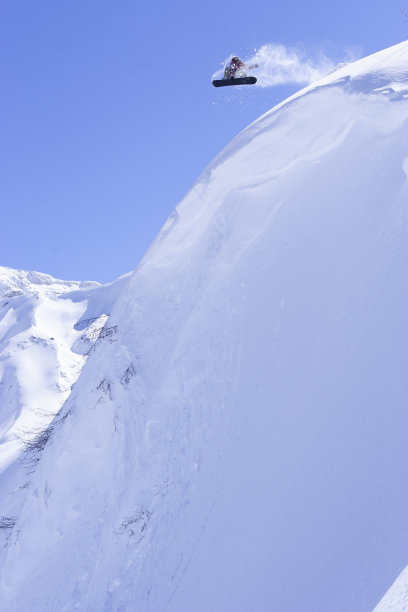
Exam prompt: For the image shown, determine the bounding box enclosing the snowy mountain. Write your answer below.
[0,267,98,469]
[1,40,408,611]
[0,267,129,551]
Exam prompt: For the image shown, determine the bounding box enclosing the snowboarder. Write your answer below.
[223,56,258,80]
[212,55,259,87]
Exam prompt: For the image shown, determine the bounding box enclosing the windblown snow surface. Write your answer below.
[1,41,408,611]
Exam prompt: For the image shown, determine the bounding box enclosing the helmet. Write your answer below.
[231,56,241,64]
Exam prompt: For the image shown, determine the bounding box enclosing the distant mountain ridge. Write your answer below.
[0,266,127,551]
[0,265,98,297]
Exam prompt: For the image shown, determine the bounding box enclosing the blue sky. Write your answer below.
[1,0,406,282]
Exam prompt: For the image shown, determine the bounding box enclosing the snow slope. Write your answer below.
[0,268,97,469]
[0,267,129,551]
[374,566,408,612]
[1,40,408,611]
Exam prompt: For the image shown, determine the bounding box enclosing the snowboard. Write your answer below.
[212,76,257,87]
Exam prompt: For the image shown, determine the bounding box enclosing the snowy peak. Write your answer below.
[0,266,98,299]
[0,267,128,553]
[319,39,408,90]
[0,267,128,464]
[258,39,408,127]
[1,41,408,612]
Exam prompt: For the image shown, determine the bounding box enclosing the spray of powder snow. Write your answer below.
[213,43,357,86]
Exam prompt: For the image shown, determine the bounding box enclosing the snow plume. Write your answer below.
[244,43,356,87]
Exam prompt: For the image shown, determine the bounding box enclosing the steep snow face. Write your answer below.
[0,267,130,551]
[1,41,408,612]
